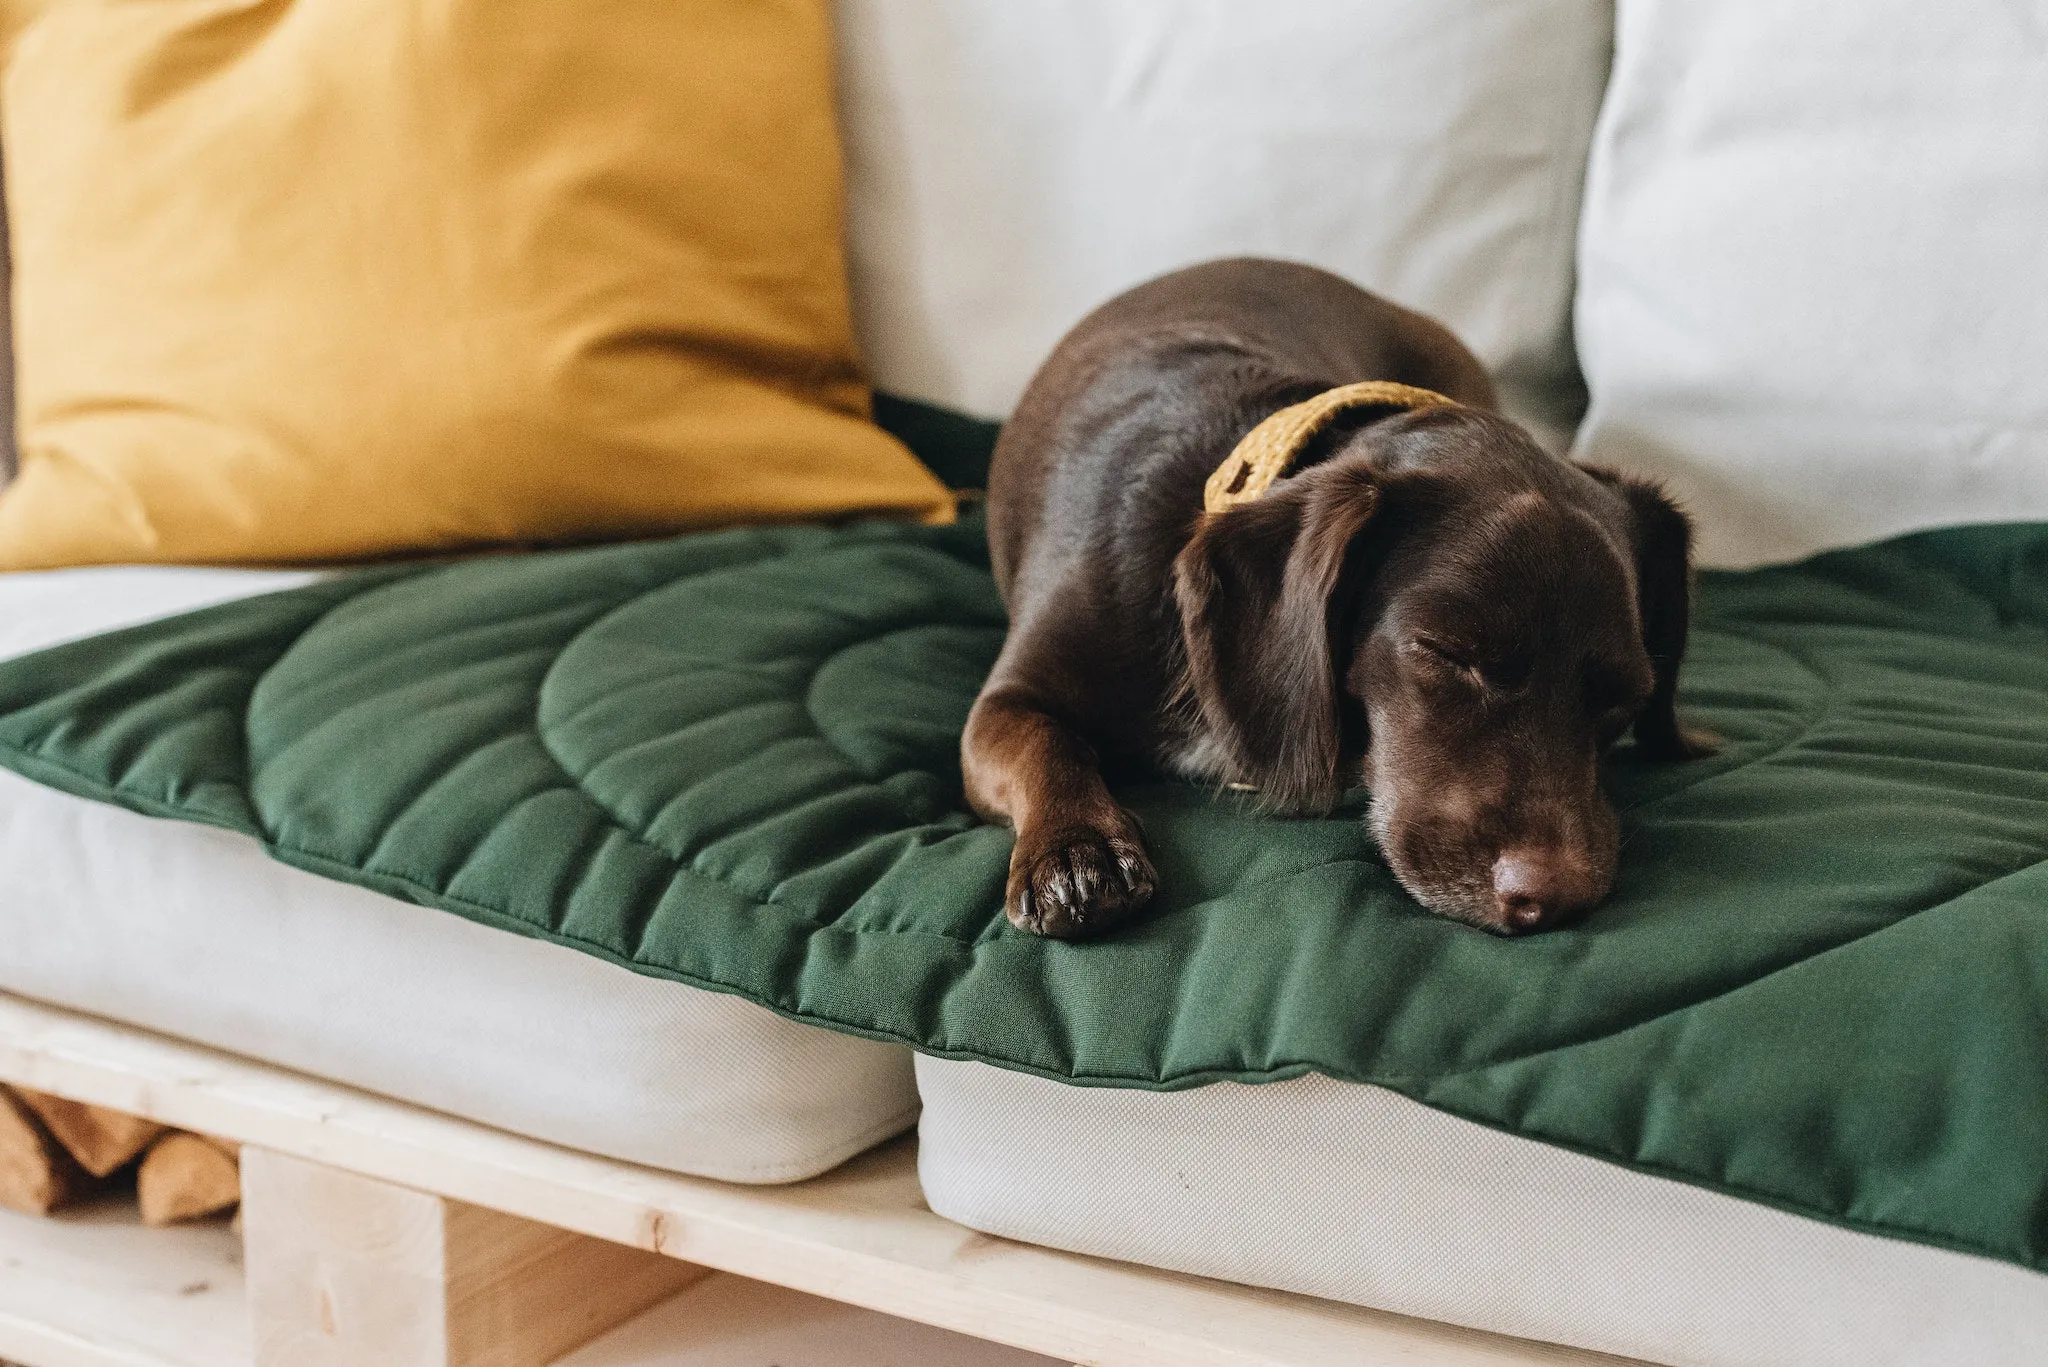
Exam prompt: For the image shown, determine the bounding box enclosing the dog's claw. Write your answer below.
[1007,825,1157,938]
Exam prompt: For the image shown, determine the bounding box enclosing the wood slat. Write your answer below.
[0,1197,246,1367]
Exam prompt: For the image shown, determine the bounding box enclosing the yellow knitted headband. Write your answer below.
[1202,380,1459,514]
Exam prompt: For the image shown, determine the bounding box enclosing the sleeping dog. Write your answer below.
[963,258,1713,938]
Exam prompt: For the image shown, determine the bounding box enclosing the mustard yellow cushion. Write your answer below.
[0,0,950,570]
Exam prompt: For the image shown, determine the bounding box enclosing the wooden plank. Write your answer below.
[241,1149,700,1366]
[0,994,1645,1367]
[558,1270,1061,1366]
[0,1195,247,1367]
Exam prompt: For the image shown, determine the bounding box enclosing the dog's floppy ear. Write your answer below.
[1173,457,1384,811]
[1585,467,1717,760]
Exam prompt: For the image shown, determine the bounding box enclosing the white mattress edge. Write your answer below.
[913,1057,2048,1367]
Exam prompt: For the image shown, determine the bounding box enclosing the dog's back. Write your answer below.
[987,258,1495,607]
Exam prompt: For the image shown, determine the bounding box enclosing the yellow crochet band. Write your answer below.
[1202,380,1459,514]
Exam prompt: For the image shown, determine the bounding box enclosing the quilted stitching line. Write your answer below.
[1612,623,1838,817]
[3,574,411,788]
[218,536,977,937]
[528,543,1001,926]
[235,576,657,911]
[275,789,1002,954]
[1379,864,2048,1092]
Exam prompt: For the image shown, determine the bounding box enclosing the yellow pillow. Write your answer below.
[0,0,950,570]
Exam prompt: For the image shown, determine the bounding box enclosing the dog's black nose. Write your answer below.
[1491,850,1601,931]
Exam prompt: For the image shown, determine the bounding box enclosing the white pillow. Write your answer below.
[834,0,1614,448]
[1573,0,2048,567]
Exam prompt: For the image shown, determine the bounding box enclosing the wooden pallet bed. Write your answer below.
[0,992,1637,1367]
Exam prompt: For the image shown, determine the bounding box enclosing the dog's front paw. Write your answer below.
[1007,821,1157,938]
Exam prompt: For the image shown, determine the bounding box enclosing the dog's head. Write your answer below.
[1173,406,1712,934]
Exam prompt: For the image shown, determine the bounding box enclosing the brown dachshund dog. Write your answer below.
[962,258,1712,938]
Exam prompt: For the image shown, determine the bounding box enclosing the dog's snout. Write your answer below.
[1490,849,1604,931]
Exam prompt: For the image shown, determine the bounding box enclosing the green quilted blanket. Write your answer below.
[0,512,2044,1277]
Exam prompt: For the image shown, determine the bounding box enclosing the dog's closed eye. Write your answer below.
[1405,637,1486,688]
[1407,637,1542,694]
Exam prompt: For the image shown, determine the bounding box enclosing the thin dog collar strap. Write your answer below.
[1202,380,1459,514]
